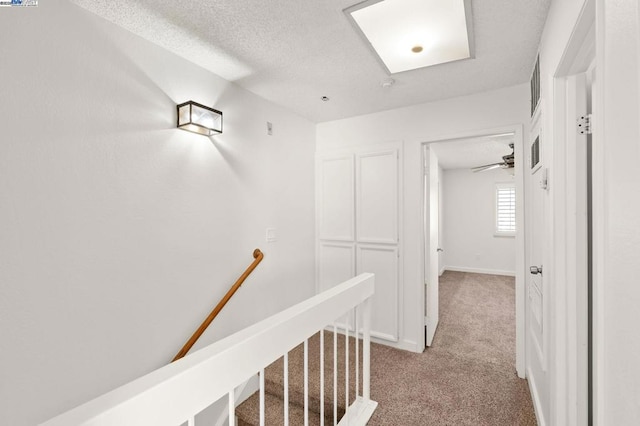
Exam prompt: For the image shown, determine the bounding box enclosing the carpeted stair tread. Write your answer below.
[264,331,360,418]
[236,330,362,425]
[236,391,326,426]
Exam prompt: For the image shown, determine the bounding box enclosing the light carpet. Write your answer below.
[367,271,537,425]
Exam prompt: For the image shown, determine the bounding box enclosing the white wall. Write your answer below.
[442,168,516,276]
[317,84,529,351]
[0,2,316,425]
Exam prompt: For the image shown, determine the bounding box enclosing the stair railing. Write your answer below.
[39,273,377,426]
[172,248,264,362]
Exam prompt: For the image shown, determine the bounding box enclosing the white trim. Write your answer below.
[327,324,419,352]
[527,367,546,426]
[551,1,596,425]
[443,266,516,277]
[592,0,605,422]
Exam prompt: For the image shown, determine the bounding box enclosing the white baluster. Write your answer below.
[320,329,325,426]
[355,306,360,398]
[187,416,195,426]
[345,314,349,425]
[362,298,371,402]
[284,352,289,426]
[333,324,338,426]
[228,389,235,426]
[260,368,265,426]
[304,339,309,426]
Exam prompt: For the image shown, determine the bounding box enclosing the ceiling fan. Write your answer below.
[471,143,515,173]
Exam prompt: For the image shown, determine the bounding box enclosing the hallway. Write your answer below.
[368,271,536,425]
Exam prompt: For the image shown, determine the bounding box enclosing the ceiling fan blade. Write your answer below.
[472,163,503,173]
[471,162,503,171]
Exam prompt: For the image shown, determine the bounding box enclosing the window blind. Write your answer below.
[496,185,516,234]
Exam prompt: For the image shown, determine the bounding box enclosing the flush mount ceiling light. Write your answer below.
[177,101,223,136]
[345,0,473,74]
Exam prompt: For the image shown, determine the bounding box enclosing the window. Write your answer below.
[496,183,516,236]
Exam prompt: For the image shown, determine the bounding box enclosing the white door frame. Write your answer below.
[419,124,526,378]
[423,145,440,347]
[551,0,596,424]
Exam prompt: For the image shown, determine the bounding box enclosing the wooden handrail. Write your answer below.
[172,248,264,362]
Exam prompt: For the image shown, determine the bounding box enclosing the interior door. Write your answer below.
[424,146,440,346]
[527,118,550,424]
[356,149,400,342]
[317,154,356,331]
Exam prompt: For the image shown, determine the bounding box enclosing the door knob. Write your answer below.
[437,248,444,252]
[530,265,543,275]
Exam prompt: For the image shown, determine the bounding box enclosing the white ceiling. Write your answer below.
[431,133,514,170]
[71,0,551,123]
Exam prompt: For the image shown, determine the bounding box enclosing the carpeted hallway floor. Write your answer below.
[367,271,537,425]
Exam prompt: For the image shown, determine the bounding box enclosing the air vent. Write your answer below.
[531,136,540,170]
[530,54,540,116]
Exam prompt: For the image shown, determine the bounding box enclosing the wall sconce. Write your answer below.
[177,101,223,136]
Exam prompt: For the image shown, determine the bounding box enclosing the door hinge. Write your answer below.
[577,114,592,135]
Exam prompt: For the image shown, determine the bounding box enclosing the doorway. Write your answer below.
[552,1,595,422]
[421,128,526,378]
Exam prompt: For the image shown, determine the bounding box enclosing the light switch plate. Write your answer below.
[266,228,277,242]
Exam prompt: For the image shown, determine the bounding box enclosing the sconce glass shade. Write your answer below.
[177,101,223,136]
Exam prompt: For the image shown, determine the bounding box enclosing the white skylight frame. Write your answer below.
[344,0,474,74]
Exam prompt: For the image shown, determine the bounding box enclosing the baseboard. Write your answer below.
[444,266,516,277]
[526,367,545,426]
[325,326,420,353]
[439,266,446,276]
[370,337,420,353]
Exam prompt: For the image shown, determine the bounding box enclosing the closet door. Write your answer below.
[318,242,355,292]
[317,154,357,330]
[356,149,400,342]
[357,245,399,341]
[317,153,355,292]
[316,147,400,342]
[318,155,354,242]
[357,150,399,244]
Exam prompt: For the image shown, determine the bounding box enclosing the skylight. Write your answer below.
[346,0,472,74]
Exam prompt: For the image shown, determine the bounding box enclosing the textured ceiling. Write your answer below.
[431,133,514,170]
[71,0,551,123]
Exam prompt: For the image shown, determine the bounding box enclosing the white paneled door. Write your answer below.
[357,245,399,341]
[527,113,550,424]
[317,145,400,343]
[357,150,399,244]
[319,155,355,241]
